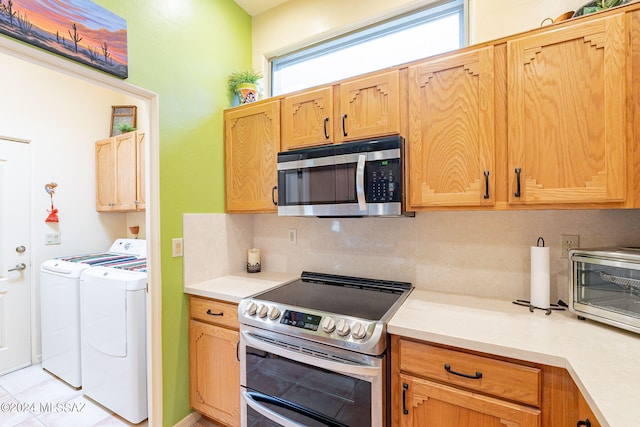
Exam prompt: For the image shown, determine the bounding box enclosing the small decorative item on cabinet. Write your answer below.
[228,70,262,105]
[110,105,137,137]
[572,0,626,17]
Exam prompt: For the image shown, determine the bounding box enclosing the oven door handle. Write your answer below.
[242,330,381,378]
[242,389,348,427]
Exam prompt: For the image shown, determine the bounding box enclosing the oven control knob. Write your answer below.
[321,317,336,333]
[245,301,258,316]
[257,304,269,318]
[351,322,367,340]
[268,306,281,320]
[336,319,351,337]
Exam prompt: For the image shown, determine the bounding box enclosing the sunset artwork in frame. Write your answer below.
[0,0,128,78]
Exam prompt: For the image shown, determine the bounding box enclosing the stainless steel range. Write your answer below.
[238,271,412,427]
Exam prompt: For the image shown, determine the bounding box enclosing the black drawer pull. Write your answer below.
[342,114,348,137]
[272,186,278,206]
[323,117,330,139]
[577,420,591,427]
[514,167,522,197]
[483,170,490,199]
[444,363,483,380]
[206,309,224,316]
[402,382,409,415]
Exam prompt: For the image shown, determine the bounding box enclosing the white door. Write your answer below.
[0,137,31,375]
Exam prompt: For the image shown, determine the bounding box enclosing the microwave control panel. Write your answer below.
[367,159,401,202]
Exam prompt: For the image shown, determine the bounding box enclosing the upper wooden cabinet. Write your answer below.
[338,70,401,141]
[95,131,145,212]
[282,86,334,150]
[281,70,401,150]
[224,99,280,213]
[507,13,627,206]
[407,46,496,208]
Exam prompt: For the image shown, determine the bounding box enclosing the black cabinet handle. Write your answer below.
[577,420,591,427]
[342,114,348,137]
[236,341,240,362]
[206,309,223,316]
[272,186,278,206]
[444,363,483,380]
[483,170,490,199]
[323,117,329,139]
[514,167,522,197]
[402,382,409,415]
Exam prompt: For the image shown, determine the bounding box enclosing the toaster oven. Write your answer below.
[569,247,640,334]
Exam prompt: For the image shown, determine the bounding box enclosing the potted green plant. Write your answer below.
[228,69,262,105]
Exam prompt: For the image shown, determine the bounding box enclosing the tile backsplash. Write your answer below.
[184,209,640,303]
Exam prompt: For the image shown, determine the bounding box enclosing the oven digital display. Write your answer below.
[280,310,321,331]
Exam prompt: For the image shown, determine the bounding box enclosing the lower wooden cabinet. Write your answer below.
[392,335,602,427]
[399,374,540,427]
[189,296,240,427]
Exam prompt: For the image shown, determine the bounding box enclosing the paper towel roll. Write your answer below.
[530,245,550,309]
[247,248,261,273]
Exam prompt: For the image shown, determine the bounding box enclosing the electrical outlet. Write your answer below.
[561,234,580,258]
[288,228,297,245]
[172,238,183,257]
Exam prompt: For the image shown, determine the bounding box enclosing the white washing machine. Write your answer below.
[40,239,146,388]
[80,258,148,424]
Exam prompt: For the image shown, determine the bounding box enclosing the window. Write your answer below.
[271,0,466,96]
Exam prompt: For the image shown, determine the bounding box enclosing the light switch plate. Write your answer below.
[172,238,183,257]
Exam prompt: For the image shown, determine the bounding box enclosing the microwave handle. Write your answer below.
[356,154,367,212]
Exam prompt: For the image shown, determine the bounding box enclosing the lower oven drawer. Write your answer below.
[240,326,385,427]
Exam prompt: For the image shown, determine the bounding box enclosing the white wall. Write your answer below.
[251,0,587,81]
[0,51,147,358]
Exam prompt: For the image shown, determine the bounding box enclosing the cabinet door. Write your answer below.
[225,100,280,213]
[189,320,240,427]
[338,70,400,141]
[400,375,540,427]
[95,138,115,211]
[135,132,146,211]
[507,14,626,205]
[408,47,495,208]
[113,132,138,211]
[282,86,333,150]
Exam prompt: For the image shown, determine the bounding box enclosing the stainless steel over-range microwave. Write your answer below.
[569,247,640,334]
[276,135,410,217]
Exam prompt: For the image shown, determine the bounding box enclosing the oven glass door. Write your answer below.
[241,329,382,427]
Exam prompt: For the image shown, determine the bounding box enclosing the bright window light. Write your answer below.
[271,0,466,96]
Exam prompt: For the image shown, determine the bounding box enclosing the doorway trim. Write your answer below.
[0,35,162,425]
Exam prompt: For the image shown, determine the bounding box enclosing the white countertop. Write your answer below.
[388,290,640,427]
[183,271,297,303]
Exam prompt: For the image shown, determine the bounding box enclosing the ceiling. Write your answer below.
[233,0,290,16]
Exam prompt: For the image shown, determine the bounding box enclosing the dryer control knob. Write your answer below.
[268,306,281,320]
[257,304,268,318]
[321,316,336,333]
[351,322,367,340]
[336,319,351,337]
[245,301,258,316]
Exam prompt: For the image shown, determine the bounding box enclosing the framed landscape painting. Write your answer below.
[0,0,128,78]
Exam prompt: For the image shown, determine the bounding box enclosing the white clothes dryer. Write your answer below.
[80,259,148,424]
[40,239,146,388]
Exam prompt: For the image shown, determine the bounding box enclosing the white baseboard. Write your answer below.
[173,411,201,427]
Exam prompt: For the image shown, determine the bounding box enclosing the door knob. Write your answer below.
[8,263,26,272]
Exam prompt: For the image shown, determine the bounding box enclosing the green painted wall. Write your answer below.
[93,1,251,425]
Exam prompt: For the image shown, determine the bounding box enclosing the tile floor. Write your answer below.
[0,364,148,427]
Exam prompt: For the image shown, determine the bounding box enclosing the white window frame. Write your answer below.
[270,0,468,96]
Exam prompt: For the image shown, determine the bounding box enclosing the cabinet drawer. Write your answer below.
[399,340,541,407]
[190,296,239,330]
